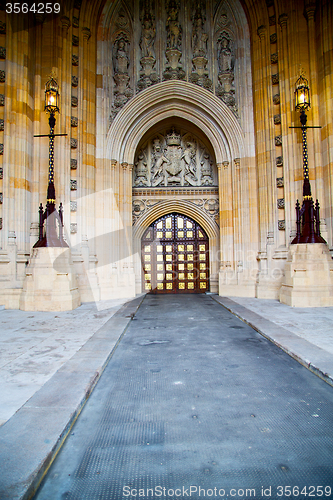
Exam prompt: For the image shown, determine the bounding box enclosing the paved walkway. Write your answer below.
[34,294,333,499]
[0,294,333,499]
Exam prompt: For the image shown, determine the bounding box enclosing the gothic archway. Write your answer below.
[142,213,209,294]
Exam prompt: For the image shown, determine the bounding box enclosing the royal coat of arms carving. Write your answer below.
[133,127,216,188]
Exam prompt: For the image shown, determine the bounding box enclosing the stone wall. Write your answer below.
[0,0,332,307]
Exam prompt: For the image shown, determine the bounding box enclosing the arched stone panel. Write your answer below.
[133,200,219,241]
[106,80,245,165]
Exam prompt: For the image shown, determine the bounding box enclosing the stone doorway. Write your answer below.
[141,213,209,294]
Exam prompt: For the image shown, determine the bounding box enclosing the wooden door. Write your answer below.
[142,213,209,293]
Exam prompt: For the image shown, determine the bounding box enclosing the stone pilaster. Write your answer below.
[304,3,326,239]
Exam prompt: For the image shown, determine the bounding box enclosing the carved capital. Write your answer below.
[234,158,240,168]
[128,163,134,171]
[34,13,45,25]
[257,25,267,40]
[223,161,229,169]
[111,159,117,168]
[82,27,91,42]
[278,13,288,28]
[304,3,316,22]
[60,16,71,33]
[121,162,128,170]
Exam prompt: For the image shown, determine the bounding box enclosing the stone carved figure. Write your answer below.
[151,138,169,187]
[218,36,233,73]
[134,152,148,186]
[182,141,197,186]
[140,15,155,59]
[163,0,185,81]
[190,3,211,90]
[216,20,238,117]
[110,12,133,122]
[137,2,159,91]
[113,37,129,74]
[200,153,213,185]
[192,14,208,58]
[166,1,182,50]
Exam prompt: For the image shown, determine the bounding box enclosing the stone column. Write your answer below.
[233,158,242,278]
[59,16,71,239]
[3,16,31,275]
[78,27,91,244]
[255,25,279,298]
[256,25,275,251]
[31,16,44,247]
[277,13,292,245]
[320,0,333,247]
[218,161,234,291]
[304,2,326,238]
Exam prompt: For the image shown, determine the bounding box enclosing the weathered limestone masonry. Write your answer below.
[0,0,332,309]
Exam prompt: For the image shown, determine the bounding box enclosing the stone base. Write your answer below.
[19,247,81,311]
[256,282,281,300]
[0,288,22,309]
[99,272,136,301]
[279,243,333,307]
[219,273,256,297]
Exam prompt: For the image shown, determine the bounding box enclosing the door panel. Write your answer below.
[142,213,209,294]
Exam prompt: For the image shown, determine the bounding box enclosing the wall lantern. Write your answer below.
[295,73,310,114]
[33,77,67,248]
[290,73,325,244]
[44,77,60,115]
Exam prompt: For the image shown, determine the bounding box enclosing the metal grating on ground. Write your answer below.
[34,294,333,500]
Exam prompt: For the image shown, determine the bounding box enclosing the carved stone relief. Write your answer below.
[107,1,245,124]
[163,0,185,81]
[215,12,238,117]
[137,0,159,91]
[111,9,133,120]
[189,1,212,90]
[133,128,216,188]
[132,198,219,225]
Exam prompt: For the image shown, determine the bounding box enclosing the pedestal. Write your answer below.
[279,243,333,307]
[19,247,81,311]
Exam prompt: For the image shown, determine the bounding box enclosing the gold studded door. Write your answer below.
[142,213,209,294]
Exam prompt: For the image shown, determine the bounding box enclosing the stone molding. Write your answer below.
[133,197,219,227]
[133,198,219,241]
[107,80,244,165]
[133,187,218,196]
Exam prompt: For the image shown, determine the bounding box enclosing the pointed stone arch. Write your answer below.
[133,199,220,295]
[133,199,219,241]
[106,80,245,165]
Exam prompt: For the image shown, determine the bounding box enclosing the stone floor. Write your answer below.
[0,297,131,425]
